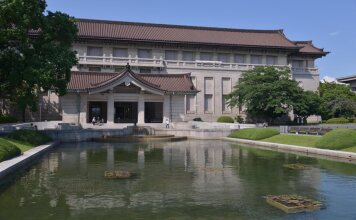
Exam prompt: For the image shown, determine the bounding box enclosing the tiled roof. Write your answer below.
[76,19,300,49]
[294,41,328,55]
[67,68,198,94]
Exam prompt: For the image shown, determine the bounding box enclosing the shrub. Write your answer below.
[235,115,244,124]
[6,129,51,146]
[315,129,356,150]
[217,116,234,123]
[0,139,21,162]
[193,117,203,122]
[0,114,17,124]
[325,118,349,124]
[229,128,279,140]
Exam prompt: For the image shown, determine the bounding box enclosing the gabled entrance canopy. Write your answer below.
[67,64,199,95]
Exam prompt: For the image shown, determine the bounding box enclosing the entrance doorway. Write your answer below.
[88,101,107,123]
[114,102,138,123]
[144,102,163,123]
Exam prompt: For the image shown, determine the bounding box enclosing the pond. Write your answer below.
[1,140,356,220]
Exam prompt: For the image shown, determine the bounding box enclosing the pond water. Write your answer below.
[1,140,356,220]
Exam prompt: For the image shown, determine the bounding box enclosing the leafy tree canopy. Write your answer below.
[227,66,306,122]
[318,82,356,119]
[0,0,78,120]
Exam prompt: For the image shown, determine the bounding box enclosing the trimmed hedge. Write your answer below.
[315,129,356,150]
[0,114,17,124]
[229,128,279,140]
[6,129,51,146]
[217,116,234,123]
[0,139,21,162]
[325,118,349,124]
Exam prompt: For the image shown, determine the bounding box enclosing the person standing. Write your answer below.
[165,118,170,129]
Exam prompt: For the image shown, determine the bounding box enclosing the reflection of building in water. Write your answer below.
[163,140,242,204]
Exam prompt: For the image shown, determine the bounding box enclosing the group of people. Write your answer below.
[92,116,105,125]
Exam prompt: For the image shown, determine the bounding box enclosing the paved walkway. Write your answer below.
[223,137,356,164]
[0,141,59,179]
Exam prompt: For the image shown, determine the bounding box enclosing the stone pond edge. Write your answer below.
[0,141,59,179]
[222,137,356,161]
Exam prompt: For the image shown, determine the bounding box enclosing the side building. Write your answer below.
[59,19,327,125]
[337,75,356,92]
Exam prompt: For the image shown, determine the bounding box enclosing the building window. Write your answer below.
[222,77,231,113]
[251,55,262,64]
[186,95,196,113]
[204,94,213,113]
[87,46,103,56]
[165,50,178,60]
[266,56,278,65]
[139,68,151,73]
[218,53,229,63]
[113,48,128,57]
[222,95,230,112]
[88,66,101,72]
[138,49,152,59]
[306,60,314,68]
[234,54,246,63]
[182,51,195,61]
[114,67,124,72]
[292,60,304,68]
[204,77,214,95]
[200,52,213,61]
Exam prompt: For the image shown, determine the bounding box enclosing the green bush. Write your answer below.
[325,117,349,124]
[0,139,21,162]
[0,114,17,124]
[229,128,279,140]
[315,129,356,150]
[217,116,234,123]
[6,129,51,146]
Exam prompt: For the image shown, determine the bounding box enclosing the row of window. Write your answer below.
[86,46,279,65]
[186,94,231,114]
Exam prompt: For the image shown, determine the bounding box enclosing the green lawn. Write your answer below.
[342,146,356,153]
[1,138,34,152]
[261,134,320,147]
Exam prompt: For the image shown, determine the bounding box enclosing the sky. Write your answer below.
[46,0,356,80]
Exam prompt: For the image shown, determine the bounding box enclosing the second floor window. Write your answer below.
[266,56,278,65]
[292,60,304,68]
[200,52,213,61]
[251,55,263,64]
[87,46,103,56]
[218,53,229,63]
[138,49,152,59]
[182,51,195,61]
[113,48,128,57]
[165,50,178,60]
[234,54,246,63]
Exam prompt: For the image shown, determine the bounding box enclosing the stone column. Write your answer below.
[107,91,114,124]
[163,95,171,123]
[79,94,88,125]
[137,95,145,124]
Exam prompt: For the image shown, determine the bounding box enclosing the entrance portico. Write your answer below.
[62,65,198,126]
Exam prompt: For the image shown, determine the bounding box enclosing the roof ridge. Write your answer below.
[76,18,284,34]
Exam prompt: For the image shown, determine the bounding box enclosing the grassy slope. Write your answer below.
[261,134,320,147]
[341,146,356,153]
[1,138,34,152]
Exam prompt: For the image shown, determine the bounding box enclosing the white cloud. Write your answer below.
[328,31,340,37]
[321,76,336,82]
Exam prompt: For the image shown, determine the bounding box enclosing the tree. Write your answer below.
[227,66,305,123]
[0,0,78,121]
[293,91,321,124]
[318,82,356,119]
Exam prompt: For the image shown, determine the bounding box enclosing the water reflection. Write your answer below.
[0,140,356,220]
